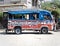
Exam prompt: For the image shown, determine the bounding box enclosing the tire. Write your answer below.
[14,28,22,34]
[41,27,48,34]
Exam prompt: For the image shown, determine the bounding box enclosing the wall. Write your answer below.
[27,0,32,8]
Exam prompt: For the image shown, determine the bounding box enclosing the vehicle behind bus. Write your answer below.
[3,9,56,34]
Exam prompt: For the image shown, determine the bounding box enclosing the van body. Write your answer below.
[3,9,55,34]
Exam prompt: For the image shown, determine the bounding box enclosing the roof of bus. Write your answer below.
[7,9,51,14]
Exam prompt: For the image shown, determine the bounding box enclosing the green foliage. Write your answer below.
[55,8,60,18]
[51,0,60,8]
[41,1,60,18]
[41,2,51,9]
[0,12,3,22]
[0,12,3,17]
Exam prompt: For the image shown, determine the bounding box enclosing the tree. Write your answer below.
[51,10,59,23]
[52,0,60,8]
[38,0,44,8]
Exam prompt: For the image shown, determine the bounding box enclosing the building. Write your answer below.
[0,0,41,12]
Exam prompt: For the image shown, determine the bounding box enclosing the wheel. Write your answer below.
[41,27,48,34]
[14,28,22,34]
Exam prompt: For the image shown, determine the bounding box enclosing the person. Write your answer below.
[44,15,48,20]
[44,14,51,20]
[33,14,37,20]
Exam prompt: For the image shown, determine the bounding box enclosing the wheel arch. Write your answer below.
[40,26,49,30]
[14,26,22,29]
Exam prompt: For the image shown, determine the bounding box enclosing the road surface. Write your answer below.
[0,29,60,46]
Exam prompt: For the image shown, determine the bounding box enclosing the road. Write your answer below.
[0,29,60,46]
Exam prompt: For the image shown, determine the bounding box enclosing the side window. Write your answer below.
[14,14,28,20]
[43,14,51,20]
[43,12,52,20]
[22,14,28,20]
[9,14,12,20]
[29,14,39,20]
[3,13,12,20]
[14,14,22,19]
[3,13,8,20]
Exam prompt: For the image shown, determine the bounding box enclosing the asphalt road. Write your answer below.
[0,29,60,46]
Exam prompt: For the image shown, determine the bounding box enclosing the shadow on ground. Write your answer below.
[0,32,53,35]
[53,29,60,32]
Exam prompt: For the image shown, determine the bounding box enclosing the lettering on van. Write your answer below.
[8,20,40,26]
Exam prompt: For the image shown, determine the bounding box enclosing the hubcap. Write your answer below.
[15,28,20,34]
[42,29,47,33]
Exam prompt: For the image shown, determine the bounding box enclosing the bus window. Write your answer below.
[3,13,8,20]
[22,14,29,20]
[43,14,52,20]
[9,14,12,20]
[14,14,22,19]
[29,14,39,20]
[13,14,28,20]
